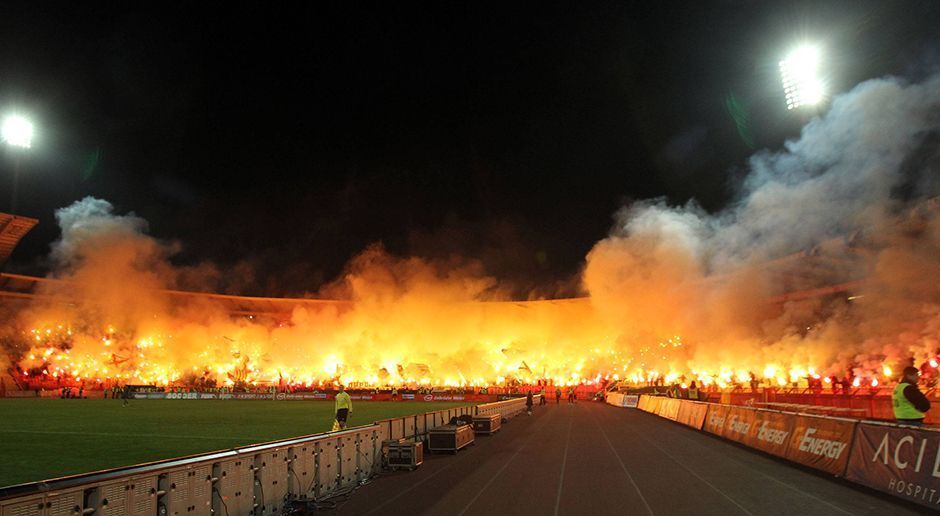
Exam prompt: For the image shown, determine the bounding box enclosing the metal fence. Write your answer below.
[0,397,535,516]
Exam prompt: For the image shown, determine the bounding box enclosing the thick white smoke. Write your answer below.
[585,73,940,381]
[5,74,940,388]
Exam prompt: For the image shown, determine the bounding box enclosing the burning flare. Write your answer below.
[4,73,940,391]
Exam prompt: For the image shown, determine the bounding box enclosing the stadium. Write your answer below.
[2,192,940,513]
[2,2,940,515]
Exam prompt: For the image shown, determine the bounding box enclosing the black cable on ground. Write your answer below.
[212,488,230,516]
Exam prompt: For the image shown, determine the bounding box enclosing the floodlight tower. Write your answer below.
[779,45,824,110]
[1,114,34,213]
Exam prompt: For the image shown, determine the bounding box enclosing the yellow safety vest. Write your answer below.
[335,391,352,411]
[688,386,698,400]
[893,382,925,420]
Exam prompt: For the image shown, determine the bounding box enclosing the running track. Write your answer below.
[325,402,923,515]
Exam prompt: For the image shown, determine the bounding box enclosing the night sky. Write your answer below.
[2,1,938,296]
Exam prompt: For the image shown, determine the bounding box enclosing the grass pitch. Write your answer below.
[0,398,472,487]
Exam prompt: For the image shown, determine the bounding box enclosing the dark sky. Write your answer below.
[2,1,938,296]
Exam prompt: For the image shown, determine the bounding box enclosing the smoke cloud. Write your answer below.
[584,73,940,381]
[4,73,939,389]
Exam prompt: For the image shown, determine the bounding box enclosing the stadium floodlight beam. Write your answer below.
[2,114,34,213]
[779,45,824,110]
[1,114,34,149]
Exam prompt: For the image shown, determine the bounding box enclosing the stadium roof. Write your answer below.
[0,272,352,316]
[0,213,38,267]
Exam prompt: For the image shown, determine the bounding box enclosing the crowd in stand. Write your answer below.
[6,372,600,400]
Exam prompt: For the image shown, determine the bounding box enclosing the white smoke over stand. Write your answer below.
[6,73,940,388]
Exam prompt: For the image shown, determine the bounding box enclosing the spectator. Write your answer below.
[688,381,699,401]
[667,384,680,398]
[894,367,930,426]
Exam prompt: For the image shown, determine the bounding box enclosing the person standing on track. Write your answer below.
[526,390,534,415]
[555,387,562,404]
[893,367,930,426]
[334,385,353,430]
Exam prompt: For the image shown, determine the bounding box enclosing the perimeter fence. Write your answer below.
[623,394,940,509]
[0,397,536,516]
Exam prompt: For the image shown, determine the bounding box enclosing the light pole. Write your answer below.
[779,45,824,111]
[1,114,33,213]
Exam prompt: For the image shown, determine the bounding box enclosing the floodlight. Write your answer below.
[1,115,33,148]
[779,45,824,110]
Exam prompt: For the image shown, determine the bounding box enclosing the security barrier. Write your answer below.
[657,398,681,421]
[374,405,477,441]
[372,396,536,444]
[636,394,940,509]
[604,392,638,408]
[674,400,708,430]
[0,396,545,515]
[475,396,539,419]
[696,388,940,424]
[0,424,382,516]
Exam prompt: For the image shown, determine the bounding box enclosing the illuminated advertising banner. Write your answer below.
[845,423,940,508]
[738,410,793,458]
[165,392,201,400]
[719,406,757,443]
[703,405,794,459]
[132,392,167,399]
[277,393,328,400]
[646,396,664,414]
[657,398,681,421]
[784,414,855,475]
[675,401,709,430]
[145,392,491,402]
[703,404,732,435]
[607,393,640,408]
[648,396,658,413]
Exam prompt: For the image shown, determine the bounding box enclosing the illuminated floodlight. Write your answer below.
[779,45,824,110]
[1,114,33,148]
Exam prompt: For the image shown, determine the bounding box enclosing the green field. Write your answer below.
[0,398,472,487]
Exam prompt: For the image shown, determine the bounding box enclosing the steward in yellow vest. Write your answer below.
[893,367,930,426]
[687,381,699,401]
[334,386,353,429]
[667,384,680,398]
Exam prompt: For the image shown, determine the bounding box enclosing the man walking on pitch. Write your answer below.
[893,367,930,426]
[334,385,353,430]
